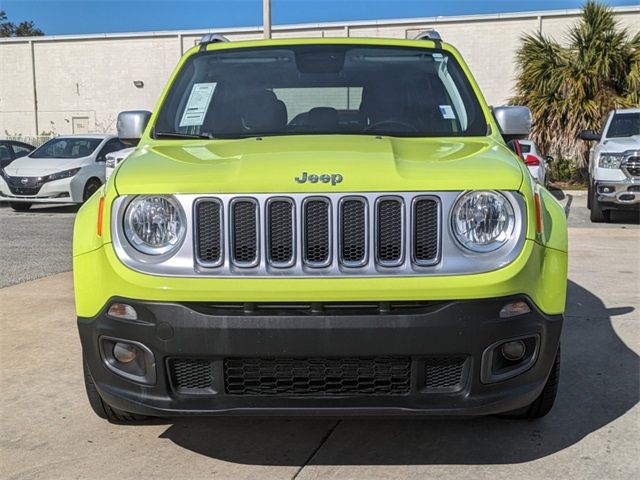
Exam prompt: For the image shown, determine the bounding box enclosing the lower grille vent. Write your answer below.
[169,358,214,392]
[423,356,467,391]
[224,357,411,396]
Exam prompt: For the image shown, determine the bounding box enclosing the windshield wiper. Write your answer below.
[153,131,215,139]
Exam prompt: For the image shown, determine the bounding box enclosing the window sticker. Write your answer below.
[439,105,456,120]
[179,82,217,127]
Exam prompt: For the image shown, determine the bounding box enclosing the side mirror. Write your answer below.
[117,110,151,144]
[493,106,532,142]
[96,155,105,163]
[545,155,554,163]
[579,129,601,141]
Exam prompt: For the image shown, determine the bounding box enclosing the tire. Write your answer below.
[587,181,592,210]
[83,178,102,202]
[83,357,149,423]
[9,202,31,212]
[589,186,610,223]
[499,346,561,420]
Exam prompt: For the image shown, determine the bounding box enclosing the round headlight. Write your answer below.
[451,191,515,253]
[124,195,186,255]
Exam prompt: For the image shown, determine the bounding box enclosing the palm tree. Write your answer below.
[511,1,639,180]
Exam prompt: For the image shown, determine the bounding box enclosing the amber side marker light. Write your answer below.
[534,192,543,235]
[97,196,105,236]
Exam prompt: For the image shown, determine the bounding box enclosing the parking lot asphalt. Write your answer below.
[0,191,638,480]
[0,203,78,288]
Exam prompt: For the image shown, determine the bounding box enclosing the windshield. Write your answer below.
[606,112,640,138]
[30,138,102,159]
[154,44,487,139]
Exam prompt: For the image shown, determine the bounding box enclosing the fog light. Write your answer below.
[113,342,138,364]
[499,301,531,318]
[501,340,526,361]
[107,303,137,320]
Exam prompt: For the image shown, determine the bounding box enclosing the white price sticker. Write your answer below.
[179,82,217,127]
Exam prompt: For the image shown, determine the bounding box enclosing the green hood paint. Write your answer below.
[115,135,524,194]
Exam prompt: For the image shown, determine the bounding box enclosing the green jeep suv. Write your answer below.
[74,33,567,422]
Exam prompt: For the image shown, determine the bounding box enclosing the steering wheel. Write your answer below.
[363,120,418,133]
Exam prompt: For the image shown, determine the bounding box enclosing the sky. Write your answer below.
[2,0,638,36]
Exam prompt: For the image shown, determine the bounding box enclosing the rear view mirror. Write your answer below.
[493,106,532,142]
[579,129,601,141]
[117,110,151,144]
[545,155,554,163]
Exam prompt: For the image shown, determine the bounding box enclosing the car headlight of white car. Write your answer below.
[598,153,624,169]
[451,190,516,253]
[123,195,186,255]
[44,168,81,182]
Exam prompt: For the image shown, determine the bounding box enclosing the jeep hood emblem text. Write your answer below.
[295,172,343,186]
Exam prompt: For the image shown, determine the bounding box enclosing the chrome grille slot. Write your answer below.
[340,197,367,266]
[230,199,259,267]
[195,199,223,266]
[412,198,439,265]
[303,198,331,267]
[376,197,404,266]
[624,156,640,177]
[267,198,295,267]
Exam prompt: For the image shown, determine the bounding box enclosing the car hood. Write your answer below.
[3,155,88,176]
[600,135,640,153]
[115,135,524,194]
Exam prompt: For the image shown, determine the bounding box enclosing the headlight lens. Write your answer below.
[598,154,624,168]
[124,195,186,255]
[45,168,81,182]
[452,191,515,252]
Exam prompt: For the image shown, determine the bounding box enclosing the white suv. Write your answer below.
[581,108,640,222]
[105,147,135,181]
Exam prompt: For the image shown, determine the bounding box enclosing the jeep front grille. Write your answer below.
[193,193,440,275]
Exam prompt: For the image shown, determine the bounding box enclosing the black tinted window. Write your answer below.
[607,112,640,138]
[31,138,102,159]
[155,45,487,139]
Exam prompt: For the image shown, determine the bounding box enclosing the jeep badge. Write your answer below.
[294,172,343,185]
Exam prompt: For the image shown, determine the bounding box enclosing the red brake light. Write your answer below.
[97,196,105,236]
[524,154,541,166]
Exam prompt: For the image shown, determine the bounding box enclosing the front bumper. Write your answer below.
[79,296,562,417]
[595,179,640,207]
[0,176,76,203]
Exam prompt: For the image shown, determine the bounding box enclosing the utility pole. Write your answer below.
[263,0,271,39]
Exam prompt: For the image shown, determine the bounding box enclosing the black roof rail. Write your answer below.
[199,33,230,51]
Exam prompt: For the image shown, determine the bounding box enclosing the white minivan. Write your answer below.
[0,134,126,211]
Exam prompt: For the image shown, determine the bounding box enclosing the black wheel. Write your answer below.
[83,178,102,202]
[9,202,31,212]
[499,346,560,420]
[589,186,610,223]
[83,357,149,423]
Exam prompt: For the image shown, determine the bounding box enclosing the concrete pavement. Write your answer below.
[0,191,638,480]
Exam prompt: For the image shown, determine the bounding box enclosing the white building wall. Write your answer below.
[1,6,638,136]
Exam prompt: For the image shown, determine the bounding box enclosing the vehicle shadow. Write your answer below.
[158,280,638,465]
[609,209,640,225]
[0,202,80,214]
